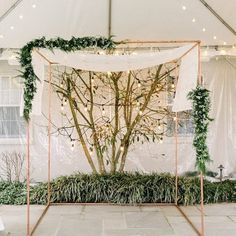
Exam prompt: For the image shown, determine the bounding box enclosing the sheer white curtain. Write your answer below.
[203,58,236,175]
[26,43,198,116]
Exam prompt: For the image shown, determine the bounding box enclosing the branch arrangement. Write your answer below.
[51,66,176,173]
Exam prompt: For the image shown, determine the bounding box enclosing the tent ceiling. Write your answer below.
[0,0,235,48]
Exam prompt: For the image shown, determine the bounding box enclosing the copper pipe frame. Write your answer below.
[26,40,204,236]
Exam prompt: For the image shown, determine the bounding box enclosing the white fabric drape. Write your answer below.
[203,58,236,175]
[26,43,198,116]
[172,46,198,111]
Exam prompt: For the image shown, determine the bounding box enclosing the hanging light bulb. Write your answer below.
[173,116,177,121]
[71,139,75,151]
[136,100,140,107]
[84,104,88,112]
[160,137,163,144]
[89,148,93,156]
[102,106,106,115]
[64,98,67,106]
[171,81,175,89]
[138,80,141,88]
[61,103,64,111]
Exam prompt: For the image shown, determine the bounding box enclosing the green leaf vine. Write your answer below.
[188,85,213,174]
[18,36,116,121]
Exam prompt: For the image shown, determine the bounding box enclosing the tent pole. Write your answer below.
[47,62,52,205]
[26,122,30,236]
[174,112,178,205]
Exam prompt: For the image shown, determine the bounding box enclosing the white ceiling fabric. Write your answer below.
[26,43,198,117]
[0,0,235,48]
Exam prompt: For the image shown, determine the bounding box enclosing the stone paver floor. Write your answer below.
[0,203,236,236]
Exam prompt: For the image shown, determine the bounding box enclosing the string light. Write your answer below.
[10,26,14,30]
[32,4,36,8]
[19,15,23,19]
[202,28,206,32]
[60,81,64,88]
[182,5,186,10]
[84,104,88,112]
[223,42,227,45]
[91,78,95,83]
[120,146,124,152]
[213,36,217,40]
[158,120,161,130]
[107,71,112,77]
[173,116,177,121]
[192,18,196,23]
[139,110,143,115]
[0,35,3,39]
[232,45,235,49]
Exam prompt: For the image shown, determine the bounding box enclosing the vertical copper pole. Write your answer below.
[198,41,205,236]
[26,122,30,236]
[47,63,52,204]
[200,172,205,236]
[174,112,178,205]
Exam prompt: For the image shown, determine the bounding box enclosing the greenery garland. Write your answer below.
[18,36,116,121]
[188,85,213,174]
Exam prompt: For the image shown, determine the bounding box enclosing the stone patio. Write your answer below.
[0,203,236,236]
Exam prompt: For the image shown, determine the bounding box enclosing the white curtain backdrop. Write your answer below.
[203,58,236,175]
[26,43,198,116]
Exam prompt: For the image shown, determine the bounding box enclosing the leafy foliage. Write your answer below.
[0,173,235,205]
[18,36,116,121]
[188,86,213,174]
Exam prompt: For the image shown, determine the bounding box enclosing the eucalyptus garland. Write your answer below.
[188,85,213,174]
[18,36,116,121]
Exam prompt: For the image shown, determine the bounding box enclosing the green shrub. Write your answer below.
[0,173,235,205]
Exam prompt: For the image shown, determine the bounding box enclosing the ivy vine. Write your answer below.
[18,36,116,121]
[188,85,213,174]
